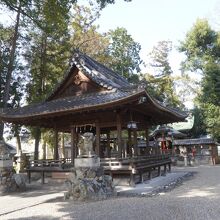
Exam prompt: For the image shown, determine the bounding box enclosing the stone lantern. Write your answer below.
[0,141,26,194]
[0,141,13,172]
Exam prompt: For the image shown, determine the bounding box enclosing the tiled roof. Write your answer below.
[0,89,144,120]
[73,52,132,89]
[150,125,186,138]
[47,52,134,100]
[173,138,216,146]
[0,52,187,123]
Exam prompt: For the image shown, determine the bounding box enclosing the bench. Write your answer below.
[101,155,171,186]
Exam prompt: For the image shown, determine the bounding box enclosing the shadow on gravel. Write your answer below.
[0,182,66,198]
[8,216,60,220]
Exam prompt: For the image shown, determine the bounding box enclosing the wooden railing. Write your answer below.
[26,156,171,185]
[27,158,72,169]
[26,158,73,184]
[101,155,171,186]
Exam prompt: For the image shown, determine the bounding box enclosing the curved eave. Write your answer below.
[0,90,146,123]
[0,89,187,125]
[144,91,187,120]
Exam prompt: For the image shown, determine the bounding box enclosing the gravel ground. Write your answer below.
[1,165,220,220]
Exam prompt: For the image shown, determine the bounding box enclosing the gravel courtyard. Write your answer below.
[1,165,220,220]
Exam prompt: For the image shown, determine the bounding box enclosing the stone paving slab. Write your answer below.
[116,171,189,196]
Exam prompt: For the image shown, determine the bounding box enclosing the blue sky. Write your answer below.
[95,0,220,72]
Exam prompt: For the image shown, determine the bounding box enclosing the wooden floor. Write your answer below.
[26,155,171,185]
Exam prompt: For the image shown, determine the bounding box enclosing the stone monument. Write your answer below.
[64,132,115,201]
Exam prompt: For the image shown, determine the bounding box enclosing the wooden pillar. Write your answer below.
[168,163,171,172]
[107,131,111,158]
[145,128,149,155]
[164,164,167,175]
[158,166,161,176]
[95,122,101,157]
[116,112,122,158]
[28,171,31,184]
[60,132,65,158]
[123,141,126,158]
[54,130,59,160]
[76,133,79,157]
[71,126,77,165]
[133,130,138,157]
[128,129,132,157]
[41,171,45,184]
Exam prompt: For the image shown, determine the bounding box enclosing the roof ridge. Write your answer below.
[73,52,132,90]
[82,53,129,84]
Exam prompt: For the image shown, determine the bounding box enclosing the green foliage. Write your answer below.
[0,23,24,107]
[149,41,173,77]
[0,22,25,141]
[25,30,70,103]
[174,73,199,108]
[180,18,220,139]
[201,60,220,106]
[94,0,132,9]
[107,27,142,80]
[179,19,217,71]
[145,41,181,107]
[69,9,142,82]
[70,4,109,62]
[24,0,72,104]
[188,107,207,138]
[0,24,12,108]
[41,129,56,150]
[203,104,220,141]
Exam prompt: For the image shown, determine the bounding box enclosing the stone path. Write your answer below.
[116,171,190,196]
[0,182,65,216]
[1,165,220,220]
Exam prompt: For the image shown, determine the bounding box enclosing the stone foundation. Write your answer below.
[64,167,115,201]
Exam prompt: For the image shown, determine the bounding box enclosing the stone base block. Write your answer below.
[74,157,100,168]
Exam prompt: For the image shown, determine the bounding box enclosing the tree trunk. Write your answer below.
[34,128,41,160]
[0,124,4,141]
[0,2,21,140]
[15,125,22,154]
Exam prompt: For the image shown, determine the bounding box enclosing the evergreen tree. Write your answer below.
[145,41,181,107]
[21,0,74,159]
[107,27,142,81]
[180,19,220,140]
[70,4,109,62]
